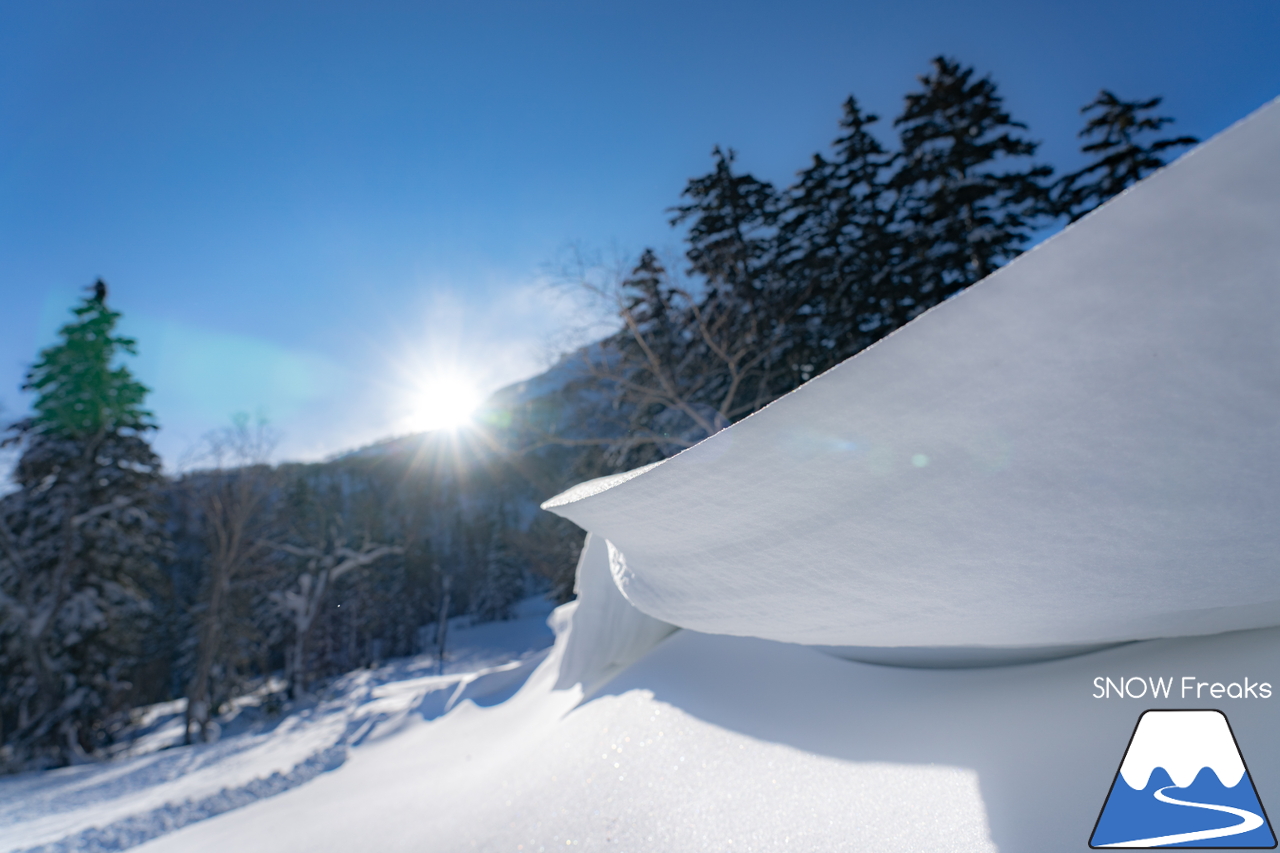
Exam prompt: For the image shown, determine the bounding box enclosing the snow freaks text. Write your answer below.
[1092,677,1273,699]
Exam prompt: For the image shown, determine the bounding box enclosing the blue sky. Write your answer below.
[2,0,1278,470]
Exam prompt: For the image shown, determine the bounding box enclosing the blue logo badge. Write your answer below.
[1091,710,1276,848]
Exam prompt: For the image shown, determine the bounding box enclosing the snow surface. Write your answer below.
[1118,710,1246,790]
[0,599,555,853]
[5,591,1280,852]
[544,96,1280,649]
[555,534,676,691]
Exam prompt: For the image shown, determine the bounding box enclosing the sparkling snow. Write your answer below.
[5,597,1280,852]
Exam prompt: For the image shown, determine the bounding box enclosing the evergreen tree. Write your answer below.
[775,96,894,381]
[671,146,780,301]
[0,282,167,769]
[618,248,686,373]
[888,57,1053,327]
[594,250,715,470]
[1055,91,1198,222]
[665,149,790,425]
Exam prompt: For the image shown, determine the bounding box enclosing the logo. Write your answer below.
[1090,710,1276,848]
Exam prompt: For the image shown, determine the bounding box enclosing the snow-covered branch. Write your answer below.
[70,495,136,527]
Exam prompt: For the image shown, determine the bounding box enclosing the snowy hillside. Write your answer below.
[5,589,1280,852]
[343,344,618,466]
[0,599,556,853]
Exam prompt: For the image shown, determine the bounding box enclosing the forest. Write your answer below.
[0,56,1197,772]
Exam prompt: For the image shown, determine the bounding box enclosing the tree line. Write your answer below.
[0,55,1196,772]
[553,57,1196,471]
[0,288,575,769]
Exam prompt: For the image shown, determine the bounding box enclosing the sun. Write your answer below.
[408,373,482,432]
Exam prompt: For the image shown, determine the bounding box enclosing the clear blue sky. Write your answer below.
[2,0,1277,470]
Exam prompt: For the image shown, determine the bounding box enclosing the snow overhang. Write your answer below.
[544,96,1280,650]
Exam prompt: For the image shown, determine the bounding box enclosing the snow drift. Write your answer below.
[554,533,676,692]
[544,96,1280,650]
[48,607,1280,853]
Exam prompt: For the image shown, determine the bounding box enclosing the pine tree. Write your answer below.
[594,250,715,470]
[776,96,894,381]
[888,57,1053,327]
[665,149,791,425]
[546,61,1071,484]
[671,146,780,301]
[1055,91,1198,222]
[0,282,167,770]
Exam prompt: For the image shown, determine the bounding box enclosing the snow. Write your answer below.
[0,598,555,853]
[1118,711,1246,790]
[2,584,1278,852]
[543,96,1280,650]
[555,533,676,692]
[8,90,1280,853]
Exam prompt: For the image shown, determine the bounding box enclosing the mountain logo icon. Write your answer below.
[1090,710,1276,848]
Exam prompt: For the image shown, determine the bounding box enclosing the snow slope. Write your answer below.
[0,599,555,853]
[5,577,1280,852]
[544,95,1280,650]
[49,616,1280,852]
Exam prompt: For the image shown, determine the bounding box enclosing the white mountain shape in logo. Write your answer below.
[1120,711,1246,790]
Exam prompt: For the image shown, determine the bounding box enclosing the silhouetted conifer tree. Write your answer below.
[888,57,1052,327]
[671,146,780,301]
[1055,91,1198,222]
[776,96,894,382]
[666,148,791,424]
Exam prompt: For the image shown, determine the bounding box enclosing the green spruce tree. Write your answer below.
[1055,91,1198,222]
[888,57,1052,327]
[0,281,167,770]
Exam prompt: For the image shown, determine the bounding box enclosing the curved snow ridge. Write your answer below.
[540,462,662,509]
[1119,711,1245,790]
[14,743,348,853]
